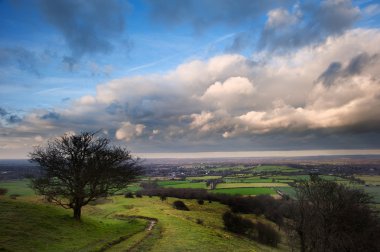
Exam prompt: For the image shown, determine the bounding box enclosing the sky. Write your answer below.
[1,0,380,159]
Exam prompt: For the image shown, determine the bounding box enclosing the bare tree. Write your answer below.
[29,132,143,220]
[288,176,380,252]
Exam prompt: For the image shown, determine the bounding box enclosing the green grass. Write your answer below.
[211,187,276,195]
[125,184,143,192]
[253,165,302,173]
[361,186,380,204]
[157,180,189,186]
[0,199,147,252]
[356,175,380,185]
[223,176,273,183]
[186,176,222,180]
[0,179,35,196]
[162,182,208,189]
[93,196,287,251]
[216,182,289,189]
[275,187,297,199]
[206,165,246,172]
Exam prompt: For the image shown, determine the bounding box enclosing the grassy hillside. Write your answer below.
[90,196,288,252]
[0,199,147,252]
[0,191,288,252]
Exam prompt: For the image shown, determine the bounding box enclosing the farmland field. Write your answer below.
[211,187,276,195]
[356,175,380,185]
[186,176,222,180]
[161,182,207,189]
[216,182,289,189]
[253,165,302,173]
[223,177,273,183]
[0,180,35,196]
[157,180,190,186]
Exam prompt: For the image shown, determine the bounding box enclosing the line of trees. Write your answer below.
[287,175,380,252]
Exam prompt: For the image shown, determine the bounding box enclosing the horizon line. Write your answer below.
[2,149,380,160]
[134,149,380,159]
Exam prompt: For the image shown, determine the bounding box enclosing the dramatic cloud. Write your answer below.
[38,0,128,65]
[3,28,380,154]
[258,0,360,51]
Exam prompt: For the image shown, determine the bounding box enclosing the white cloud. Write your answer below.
[266,8,298,29]
[200,77,255,110]
[115,122,146,142]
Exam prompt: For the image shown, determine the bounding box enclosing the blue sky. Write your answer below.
[1,0,380,158]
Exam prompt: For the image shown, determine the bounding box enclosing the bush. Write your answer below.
[135,191,143,198]
[197,199,204,205]
[223,211,254,235]
[160,195,167,201]
[124,192,134,198]
[9,194,20,199]
[0,188,7,196]
[173,200,189,211]
[256,222,281,247]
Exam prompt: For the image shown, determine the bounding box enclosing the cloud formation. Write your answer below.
[258,0,360,51]
[3,28,380,154]
[38,0,128,65]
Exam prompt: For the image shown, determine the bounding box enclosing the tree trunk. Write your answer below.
[73,205,82,220]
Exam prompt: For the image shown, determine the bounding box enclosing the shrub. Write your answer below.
[124,192,134,198]
[197,199,204,205]
[135,191,143,198]
[9,194,20,199]
[223,211,254,235]
[0,188,7,196]
[256,222,281,247]
[173,200,189,211]
[160,195,167,201]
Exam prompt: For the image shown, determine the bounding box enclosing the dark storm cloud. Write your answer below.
[0,107,7,117]
[7,115,22,124]
[317,62,342,87]
[0,47,41,76]
[40,111,60,121]
[259,0,360,52]
[0,107,22,124]
[38,0,128,62]
[345,52,378,75]
[146,0,292,30]
[317,53,379,86]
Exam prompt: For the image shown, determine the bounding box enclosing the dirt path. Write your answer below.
[98,216,158,252]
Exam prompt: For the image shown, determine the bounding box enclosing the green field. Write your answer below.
[362,186,380,204]
[223,176,273,183]
[253,165,302,173]
[157,180,190,186]
[216,182,289,189]
[211,187,276,195]
[0,180,35,196]
[275,187,297,198]
[206,165,247,172]
[186,176,222,181]
[0,199,147,251]
[162,182,208,189]
[356,175,380,186]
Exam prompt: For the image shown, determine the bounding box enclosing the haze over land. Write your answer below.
[1,0,380,158]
